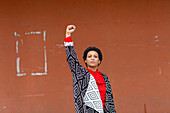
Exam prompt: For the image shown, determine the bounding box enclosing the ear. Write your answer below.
[98,60,101,64]
[85,60,87,63]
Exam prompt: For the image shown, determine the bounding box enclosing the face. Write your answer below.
[85,51,100,68]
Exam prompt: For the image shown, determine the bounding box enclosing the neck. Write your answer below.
[87,66,98,71]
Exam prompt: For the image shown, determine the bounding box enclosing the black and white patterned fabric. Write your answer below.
[65,43,116,113]
[84,74,104,113]
[102,73,116,113]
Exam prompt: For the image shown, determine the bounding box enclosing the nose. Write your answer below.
[91,56,95,60]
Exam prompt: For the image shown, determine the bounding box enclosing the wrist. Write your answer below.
[66,32,71,38]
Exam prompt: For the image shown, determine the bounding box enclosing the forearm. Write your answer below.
[64,25,80,69]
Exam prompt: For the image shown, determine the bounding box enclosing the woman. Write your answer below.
[64,25,116,113]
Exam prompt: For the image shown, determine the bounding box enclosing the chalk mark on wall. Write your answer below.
[14,31,47,76]
[158,66,162,75]
[154,35,160,48]
[23,93,45,97]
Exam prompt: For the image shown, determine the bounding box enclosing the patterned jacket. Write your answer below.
[64,40,116,113]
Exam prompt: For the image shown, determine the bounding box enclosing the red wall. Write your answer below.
[0,0,170,113]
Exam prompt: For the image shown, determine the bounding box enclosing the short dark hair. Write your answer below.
[83,47,103,66]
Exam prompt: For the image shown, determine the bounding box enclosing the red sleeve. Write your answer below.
[64,36,72,42]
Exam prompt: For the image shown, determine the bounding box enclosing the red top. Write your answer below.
[87,68,106,109]
[64,36,72,42]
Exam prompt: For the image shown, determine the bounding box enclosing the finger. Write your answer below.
[68,26,76,31]
[68,25,75,29]
[68,25,74,28]
[68,29,75,33]
[72,25,76,29]
[67,26,73,31]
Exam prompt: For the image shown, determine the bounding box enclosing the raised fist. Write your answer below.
[66,25,76,33]
[66,25,76,37]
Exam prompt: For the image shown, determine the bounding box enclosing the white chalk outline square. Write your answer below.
[14,31,47,76]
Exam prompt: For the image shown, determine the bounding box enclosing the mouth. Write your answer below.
[90,61,95,64]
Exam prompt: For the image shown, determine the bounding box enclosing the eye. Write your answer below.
[94,55,98,58]
[88,55,92,58]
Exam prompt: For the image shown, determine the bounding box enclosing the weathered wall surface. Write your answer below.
[0,0,170,113]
